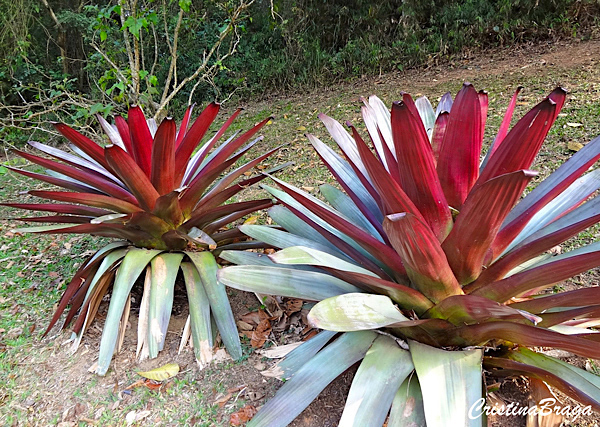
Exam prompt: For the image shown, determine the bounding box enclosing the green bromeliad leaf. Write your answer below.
[307,293,409,331]
[339,335,414,427]
[409,340,483,427]
[388,375,426,427]
[248,331,377,427]
[188,252,242,360]
[96,248,162,375]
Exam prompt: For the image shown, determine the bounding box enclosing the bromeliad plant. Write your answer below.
[218,84,600,426]
[3,103,284,375]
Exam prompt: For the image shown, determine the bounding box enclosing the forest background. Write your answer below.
[1,0,599,146]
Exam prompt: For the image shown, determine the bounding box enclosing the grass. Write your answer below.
[1,39,600,425]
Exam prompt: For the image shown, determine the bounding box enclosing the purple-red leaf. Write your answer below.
[469,199,600,288]
[471,249,600,302]
[13,149,136,203]
[176,103,194,148]
[383,212,462,303]
[174,102,220,184]
[114,115,134,154]
[325,269,433,314]
[349,125,424,221]
[442,170,537,284]
[127,106,154,177]
[104,145,160,212]
[481,86,523,169]
[508,287,600,313]
[28,190,142,214]
[391,99,452,240]
[53,123,113,172]
[477,90,565,187]
[436,83,483,209]
[0,202,109,217]
[182,108,243,185]
[426,294,537,326]
[271,177,408,275]
[7,166,101,194]
[430,112,449,164]
[150,118,177,195]
[456,321,600,359]
[493,134,600,258]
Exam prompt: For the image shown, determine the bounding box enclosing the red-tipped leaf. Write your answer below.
[442,170,537,285]
[127,106,154,177]
[391,99,452,240]
[383,213,462,303]
[104,145,160,212]
[436,83,483,208]
[150,118,177,195]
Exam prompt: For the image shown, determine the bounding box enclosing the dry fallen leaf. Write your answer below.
[566,122,583,127]
[230,404,258,426]
[137,363,179,381]
[567,141,584,152]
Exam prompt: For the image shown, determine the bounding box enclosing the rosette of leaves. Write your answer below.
[3,103,285,375]
[218,85,600,426]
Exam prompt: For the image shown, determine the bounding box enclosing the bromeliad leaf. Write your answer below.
[307,293,409,331]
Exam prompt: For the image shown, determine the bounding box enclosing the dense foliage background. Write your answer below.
[1,0,599,144]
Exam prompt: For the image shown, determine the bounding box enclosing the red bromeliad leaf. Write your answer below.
[12,215,93,224]
[430,112,449,164]
[442,170,537,285]
[471,249,600,303]
[271,176,408,275]
[455,321,600,359]
[349,125,423,221]
[182,108,244,185]
[179,117,272,212]
[29,190,142,214]
[186,199,274,229]
[43,254,104,335]
[537,305,600,328]
[34,222,154,243]
[150,118,177,195]
[391,99,452,240]
[194,173,273,212]
[270,195,391,278]
[436,83,483,209]
[53,123,113,172]
[201,146,283,203]
[7,166,101,194]
[478,90,488,142]
[324,269,433,314]
[114,115,134,154]
[202,201,275,235]
[174,102,220,184]
[152,191,184,226]
[469,202,600,288]
[508,287,600,313]
[0,202,109,217]
[104,145,160,212]
[384,213,462,303]
[477,91,565,187]
[486,87,522,161]
[484,357,600,411]
[13,149,136,204]
[426,294,537,326]
[308,133,384,231]
[175,103,194,148]
[492,135,600,258]
[127,106,154,177]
